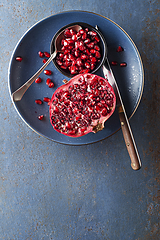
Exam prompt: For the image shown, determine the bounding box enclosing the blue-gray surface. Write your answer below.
[0,0,159,240]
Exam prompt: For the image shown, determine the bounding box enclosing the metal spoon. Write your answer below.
[12,25,82,102]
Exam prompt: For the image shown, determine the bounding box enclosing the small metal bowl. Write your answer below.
[50,22,107,78]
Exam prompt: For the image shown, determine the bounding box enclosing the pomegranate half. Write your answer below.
[49,73,116,137]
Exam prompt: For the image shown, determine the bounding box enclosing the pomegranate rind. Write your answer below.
[49,73,116,137]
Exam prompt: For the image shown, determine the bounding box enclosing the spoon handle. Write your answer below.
[12,51,56,102]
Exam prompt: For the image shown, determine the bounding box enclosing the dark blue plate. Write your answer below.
[8,11,144,145]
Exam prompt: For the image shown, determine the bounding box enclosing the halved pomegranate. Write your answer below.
[49,73,116,137]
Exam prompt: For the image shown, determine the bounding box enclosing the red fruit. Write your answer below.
[43,97,50,103]
[35,99,43,104]
[35,77,42,83]
[48,82,54,88]
[120,62,127,67]
[111,61,118,66]
[49,73,116,137]
[44,70,52,75]
[44,52,50,58]
[16,57,23,62]
[38,51,44,58]
[117,46,124,52]
[38,115,44,120]
[43,59,47,64]
[46,78,51,85]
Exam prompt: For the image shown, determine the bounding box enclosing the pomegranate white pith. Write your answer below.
[49,73,116,137]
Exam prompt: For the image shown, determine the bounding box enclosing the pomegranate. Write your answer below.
[49,73,116,137]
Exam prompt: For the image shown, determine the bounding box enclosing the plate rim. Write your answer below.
[8,10,144,145]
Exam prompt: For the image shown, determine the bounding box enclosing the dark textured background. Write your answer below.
[0,1,159,239]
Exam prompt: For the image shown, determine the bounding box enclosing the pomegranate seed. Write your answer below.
[79,29,85,35]
[16,57,23,62]
[82,32,87,40]
[95,51,101,58]
[88,31,97,36]
[85,62,90,69]
[90,57,97,63]
[111,61,118,66]
[70,66,77,74]
[81,54,88,60]
[35,77,42,83]
[46,78,51,85]
[94,45,100,51]
[38,51,44,58]
[61,65,67,70]
[43,97,50,103]
[38,115,44,120]
[64,29,72,38]
[101,108,108,116]
[120,62,127,67]
[117,46,124,52]
[56,60,63,66]
[94,36,100,42]
[44,52,50,58]
[91,49,97,54]
[48,82,54,88]
[43,59,47,63]
[59,53,64,58]
[44,70,52,75]
[35,99,43,104]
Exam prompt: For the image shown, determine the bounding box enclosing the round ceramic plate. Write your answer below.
[8,11,144,145]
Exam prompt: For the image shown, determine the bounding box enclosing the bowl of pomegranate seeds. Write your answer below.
[50,22,107,78]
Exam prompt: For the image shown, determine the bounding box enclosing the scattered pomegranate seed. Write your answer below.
[38,115,44,120]
[48,82,54,88]
[35,99,43,104]
[38,51,44,58]
[35,77,42,83]
[43,59,47,64]
[46,78,51,85]
[111,61,118,66]
[117,46,124,52]
[16,57,23,62]
[43,97,50,103]
[44,52,50,58]
[44,70,52,75]
[120,62,127,67]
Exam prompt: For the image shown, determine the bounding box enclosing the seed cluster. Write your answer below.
[55,28,102,75]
